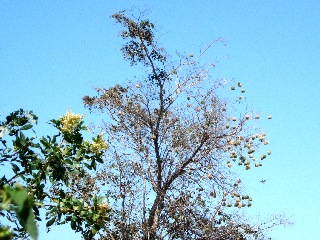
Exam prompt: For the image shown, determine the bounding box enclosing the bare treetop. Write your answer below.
[82,11,284,240]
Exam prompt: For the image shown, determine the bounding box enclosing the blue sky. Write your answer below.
[1,1,320,239]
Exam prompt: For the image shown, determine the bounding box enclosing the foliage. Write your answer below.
[82,11,289,239]
[0,109,110,239]
[0,184,37,240]
[0,10,291,240]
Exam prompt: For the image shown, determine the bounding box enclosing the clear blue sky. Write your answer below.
[1,1,320,239]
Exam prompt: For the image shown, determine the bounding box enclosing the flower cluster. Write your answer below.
[90,134,108,153]
[96,202,111,224]
[59,110,83,133]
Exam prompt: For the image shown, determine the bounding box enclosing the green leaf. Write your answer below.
[51,135,57,144]
[0,226,13,240]
[93,195,97,204]
[7,184,28,211]
[71,220,76,230]
[80,211,86,216]
[40,137,50,148]
[91,226,98,235]
[11,163,20,174]
[19,132,26,146]
[84,162,92,170]
[0,203,11,211]
[91,160,96,171]
[92,214,99,221]
[95,156,103,163]
[46,217,56,228]
[73,206,80,211]
[20,124,33,131]
[6,184,38,240]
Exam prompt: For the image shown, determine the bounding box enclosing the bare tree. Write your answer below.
[83,11,288,239]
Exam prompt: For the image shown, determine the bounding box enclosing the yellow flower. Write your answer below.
[59,110,83,133]
[96,202,111,224]
[91,134,108,153]
[97,202,110,212]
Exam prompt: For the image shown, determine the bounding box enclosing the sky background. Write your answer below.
[1,1,320,239]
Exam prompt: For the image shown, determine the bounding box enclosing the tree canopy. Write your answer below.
[82,11,286,239]
[1,11,290,240]
[0,109,110,239]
